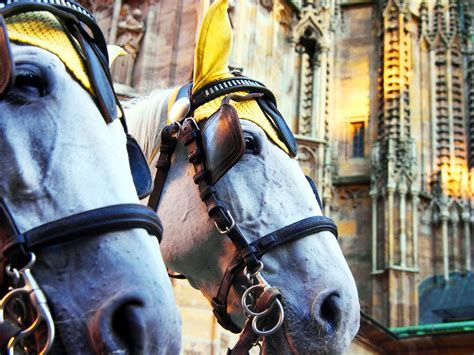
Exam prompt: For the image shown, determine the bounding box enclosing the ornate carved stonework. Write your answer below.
[111,4,145,86]
[337,186,369,210]
[259,0,273,12]
[79,0,113,13]
[275,0,292,32]
[294,2,334,139]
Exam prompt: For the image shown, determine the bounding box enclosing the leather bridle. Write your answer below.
[148,77,339,354]
[0,1,162,353]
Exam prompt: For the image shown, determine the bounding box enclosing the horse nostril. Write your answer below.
[90,295,150,354]
[314,292,343,334]
[112,302,146,352]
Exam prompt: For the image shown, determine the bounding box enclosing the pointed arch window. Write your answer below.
[350,121,365,158]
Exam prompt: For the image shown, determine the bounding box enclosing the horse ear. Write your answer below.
[193,0,232,94]
[107,45,127,68]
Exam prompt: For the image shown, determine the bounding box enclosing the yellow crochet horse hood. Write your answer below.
[170,0,290,155]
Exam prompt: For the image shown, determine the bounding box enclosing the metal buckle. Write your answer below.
[243,261,264,283]
[214,210,235,235]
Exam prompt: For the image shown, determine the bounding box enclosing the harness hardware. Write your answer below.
[215,210,236,235]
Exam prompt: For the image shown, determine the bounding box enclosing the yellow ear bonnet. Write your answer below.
[188,0,289,154]
[193,0,233,94]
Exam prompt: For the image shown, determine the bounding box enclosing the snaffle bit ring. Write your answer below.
[252,298,285,336]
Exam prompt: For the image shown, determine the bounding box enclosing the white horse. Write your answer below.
[125,2,359,353]
[0,5,180,354]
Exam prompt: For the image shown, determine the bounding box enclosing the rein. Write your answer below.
[148,78,339,354]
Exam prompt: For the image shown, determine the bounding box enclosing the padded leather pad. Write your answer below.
[200,101,245,184]
[0,16,14,96]
[126,135,153,199]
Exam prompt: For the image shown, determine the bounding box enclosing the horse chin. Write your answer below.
[262,329,296,355]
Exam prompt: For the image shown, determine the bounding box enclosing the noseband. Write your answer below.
[0,1,161,353]
[149,77,339,353]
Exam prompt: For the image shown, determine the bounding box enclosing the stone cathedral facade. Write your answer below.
[80,0,474,352]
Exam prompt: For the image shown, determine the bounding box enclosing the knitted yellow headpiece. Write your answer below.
[169,0,289,155]
[6,11,92,92]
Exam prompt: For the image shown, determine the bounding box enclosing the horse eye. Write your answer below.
[244,135,260,154]
[13,71,47,98]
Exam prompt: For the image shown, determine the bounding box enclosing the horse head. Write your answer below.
[0,2,180,353]
[127,0,359,353]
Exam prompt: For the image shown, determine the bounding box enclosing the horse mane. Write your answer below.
[124,88,173,161]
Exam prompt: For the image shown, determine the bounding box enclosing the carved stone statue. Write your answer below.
[111,5,145,86]
[260,0,274,11]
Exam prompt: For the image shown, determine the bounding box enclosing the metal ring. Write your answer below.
[243,261,263,283]
[21,253,36,272]
[241,284,272,318]
[252,299,285,336]
[214,211,235,235]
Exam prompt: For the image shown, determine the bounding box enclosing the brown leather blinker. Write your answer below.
[199,99,245,185]
[0,15,14,96]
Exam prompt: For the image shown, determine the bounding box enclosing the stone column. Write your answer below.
[463,209,472,272]
[399,180,407,267]
[370,188,378,272]
[108,0,122,44]
[412,192,419,268]
[429,49,437,175]
[387,185,395,267]
[317,46,329,140]
[440,207,450,281]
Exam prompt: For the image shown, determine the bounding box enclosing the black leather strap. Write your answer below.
[256,97,297,157]
[148,124,180,211]
[306,175,323,210]
[2,203,163,268]
[250,216,338,258]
